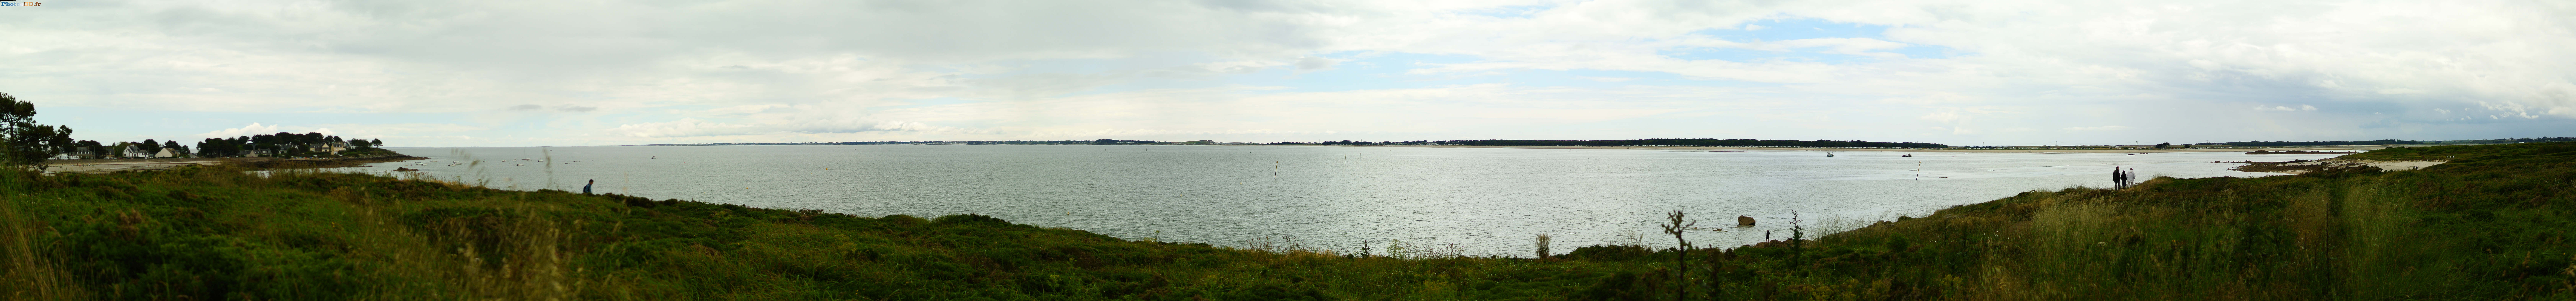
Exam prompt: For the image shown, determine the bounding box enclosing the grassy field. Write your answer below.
[1,142,2570,300]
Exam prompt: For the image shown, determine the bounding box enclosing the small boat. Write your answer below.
[1902,154,1913,157]
[1826,152,1835,157]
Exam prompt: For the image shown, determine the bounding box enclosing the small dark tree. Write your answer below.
[6,124,59,165]
[2155,142,2173,149]
[1786,211,1807,272]
[48,126,75,157]
[1660,210,1700,301]
[0,92,32,131]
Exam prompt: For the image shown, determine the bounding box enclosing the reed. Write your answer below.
[1536,234,1551,259]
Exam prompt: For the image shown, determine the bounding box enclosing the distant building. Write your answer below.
[155,148,178,158]
[63,149,96,160]
[121,145,154,158]
[310,141,350,154]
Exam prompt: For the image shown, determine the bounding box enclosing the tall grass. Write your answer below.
[0,164,1630,300]
[0,141,2569,300]
[0,194,83,299]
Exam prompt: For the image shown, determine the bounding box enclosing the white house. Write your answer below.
[121,145,154,158]
[61,148,95,160]
[308,141,350,155]
[155,148,178,158]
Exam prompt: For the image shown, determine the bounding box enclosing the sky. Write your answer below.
[3,0,2571,147]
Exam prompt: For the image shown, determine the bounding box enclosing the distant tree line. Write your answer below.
[1432,139,1949,148]
[964,139,1165,145]
[194,133,385,158]
[649,139,1175,146]
[0,91,395,163]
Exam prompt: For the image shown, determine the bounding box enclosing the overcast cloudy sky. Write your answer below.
[4,0,2570,146]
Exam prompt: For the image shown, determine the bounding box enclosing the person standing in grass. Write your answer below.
[583,179,594,195]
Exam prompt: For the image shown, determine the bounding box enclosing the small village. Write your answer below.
[45,133,385,160]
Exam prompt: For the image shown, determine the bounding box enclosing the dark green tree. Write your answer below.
[0,92,32,131]
[0,92,72,166]
[47,126,75,157]
[75,140,102,159]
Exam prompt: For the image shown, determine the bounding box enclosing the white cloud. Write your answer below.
[10,0,2575,146]
[1754,38,1914,58]
[195,123,284,138]
[607,119,767,138]
[2255,105,2319,111]
[1295,56,1340,71]
[190,123,342,139]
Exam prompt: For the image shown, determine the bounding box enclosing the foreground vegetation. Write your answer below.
[1,142,2571,300]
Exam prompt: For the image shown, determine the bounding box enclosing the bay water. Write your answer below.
[364,145,2342,257]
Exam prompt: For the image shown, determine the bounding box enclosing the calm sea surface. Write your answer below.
[361,145,2342,257]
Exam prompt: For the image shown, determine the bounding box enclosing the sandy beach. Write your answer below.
[40,158,241,174]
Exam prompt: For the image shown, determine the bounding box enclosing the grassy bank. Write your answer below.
[1,142,2570,300]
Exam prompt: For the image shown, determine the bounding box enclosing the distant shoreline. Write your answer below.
[1340,144,2404,153]
[405,144,2427,153]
